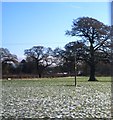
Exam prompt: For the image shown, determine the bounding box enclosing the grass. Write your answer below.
[1,76,111,86]
[1,76,112,119]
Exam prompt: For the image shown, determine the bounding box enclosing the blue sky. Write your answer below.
[2,2,110,60]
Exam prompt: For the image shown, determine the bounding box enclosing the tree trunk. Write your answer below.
[88,64,97,81]
[39,73,42,78]
[88,43,97,81]
[36,62,42,78]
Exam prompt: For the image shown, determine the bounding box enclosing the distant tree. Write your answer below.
[24,46,54,78]
[66,17,111,81]
[64,41,111,76]
[53,47,65,66]
[0,48,18,74]
[0,48,18,63]
[96,61,111,76]
[64,41,85,75]
[52,47,67,75]
[18,59,28,74]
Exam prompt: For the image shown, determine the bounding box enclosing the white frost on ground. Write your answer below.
[1,82,111,119]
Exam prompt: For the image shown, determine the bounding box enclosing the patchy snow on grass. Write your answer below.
[1,80,111,119]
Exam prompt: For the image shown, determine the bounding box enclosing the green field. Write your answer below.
[1,77,112,119]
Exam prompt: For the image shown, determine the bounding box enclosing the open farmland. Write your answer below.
[1,77,111,119]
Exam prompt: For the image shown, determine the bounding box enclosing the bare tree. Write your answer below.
[0,48,18,75]
[66,17,111,81]
[24,46,54,78]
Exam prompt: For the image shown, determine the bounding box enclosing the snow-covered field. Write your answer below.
[1,77,111,119]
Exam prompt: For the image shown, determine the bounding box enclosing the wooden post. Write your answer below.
[74,45,77,87]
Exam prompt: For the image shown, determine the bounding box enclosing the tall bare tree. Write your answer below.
[66,17,111,81]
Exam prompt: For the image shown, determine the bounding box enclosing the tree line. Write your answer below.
[1,17,113,81]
